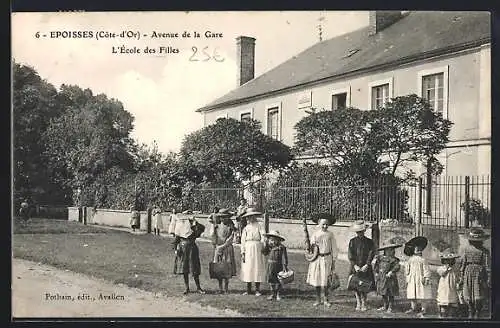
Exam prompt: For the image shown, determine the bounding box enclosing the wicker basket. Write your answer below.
[278,270,295,284]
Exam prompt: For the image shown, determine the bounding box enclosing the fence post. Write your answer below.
[464,176,470,229]
[147,207,152,234]
[416,177,423,236]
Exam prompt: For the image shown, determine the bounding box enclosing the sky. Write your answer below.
[12,11,368,154]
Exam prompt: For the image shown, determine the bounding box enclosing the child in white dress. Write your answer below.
[306,218,338,307]
[436,253,460,318]
[405,243,432,317]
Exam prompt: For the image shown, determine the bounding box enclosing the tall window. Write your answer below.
[371,83,389,109]
[240,112,252,122]
[422,73,444,114]
[332,92,347,110]
[267,107,279,140]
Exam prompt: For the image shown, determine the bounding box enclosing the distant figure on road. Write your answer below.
[129,206,140,232]
[152,206,163,236]
[19,200,30,224]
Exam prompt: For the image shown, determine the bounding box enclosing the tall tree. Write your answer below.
[13,62,65,205]
[43,85,135,205]
[294,107,384,183]
[371,94,453,178]
[179,118,293,185]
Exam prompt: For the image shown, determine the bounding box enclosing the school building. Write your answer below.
[195,11,491,226]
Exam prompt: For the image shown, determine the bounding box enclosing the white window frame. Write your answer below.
[264,102,282,141]
[331,87,351,110]
[368,77,394,110]
[239,108,254,122]
[417,65,449,119]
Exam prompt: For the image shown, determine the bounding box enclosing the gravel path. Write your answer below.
[12,258,241,318]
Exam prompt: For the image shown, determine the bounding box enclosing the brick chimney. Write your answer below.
[236,36,256,86]
[368,11,404,36]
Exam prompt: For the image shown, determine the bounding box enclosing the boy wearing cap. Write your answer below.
[373,241,402,313]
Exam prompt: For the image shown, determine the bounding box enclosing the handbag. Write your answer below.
[328,272,341,290]
[347,273,373,293]
[209,252,232,279]
[278,270,295,284]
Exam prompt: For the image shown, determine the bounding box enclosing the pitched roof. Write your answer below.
[197,11,490,112]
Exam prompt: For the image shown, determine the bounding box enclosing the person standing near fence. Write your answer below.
[262,230,289,301]
[235,198,248,244]
[19,200,30,224]
[347,220,376,312]
[240,207,267,296]
[404,236,432,317]
[129,205,140,232]
[459,228,490,319]
[167,208,177,236]
[173,210,206,295]
[211,208,237,294]
[152,206,163,236]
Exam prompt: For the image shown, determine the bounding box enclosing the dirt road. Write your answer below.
[12,258,241,318]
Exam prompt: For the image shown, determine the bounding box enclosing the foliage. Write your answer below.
[179,118,293,185]
[294,108,384,182]
[13,62,67,205]
[460,198,491,228]
[294,96,452,182]
[258,163,409,222]
[42,84,136,205]
[371,94,453,178]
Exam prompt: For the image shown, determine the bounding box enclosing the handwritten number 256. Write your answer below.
[189,46,225,62]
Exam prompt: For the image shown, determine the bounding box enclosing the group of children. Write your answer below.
[136,204,490,318]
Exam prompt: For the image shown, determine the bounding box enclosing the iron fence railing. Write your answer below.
[192,175,490,229]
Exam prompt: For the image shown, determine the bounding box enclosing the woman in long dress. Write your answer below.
[459,229,490,319]
[240,207,267,296]
[173,210,206,294]
[211,208,237,294]
[347,220,376,311]
[306,217,338,307]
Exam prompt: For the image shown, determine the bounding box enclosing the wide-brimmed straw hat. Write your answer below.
[467,228,490,241]
[216,208,233,218]
[310,212,337,226]
[264,230,285,241]
[351,220,369,232]
[378,243,403,251]
[404,236,428,256]
[439,252,460,259]
[241,207,262,218]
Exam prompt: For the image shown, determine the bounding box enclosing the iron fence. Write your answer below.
[192,175,490,229]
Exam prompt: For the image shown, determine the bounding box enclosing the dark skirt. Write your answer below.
[376,274,400,296]
[174,240,201,276]
[267,261,283,284]
[214,244,237,277]
[348,269,376,292]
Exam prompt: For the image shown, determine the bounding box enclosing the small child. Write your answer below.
[436,253,460,318]
[373,242,402,313]
[405,237,432,317]
[262,230,288,301]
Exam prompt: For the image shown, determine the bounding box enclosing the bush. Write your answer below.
[460,198,491,228]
